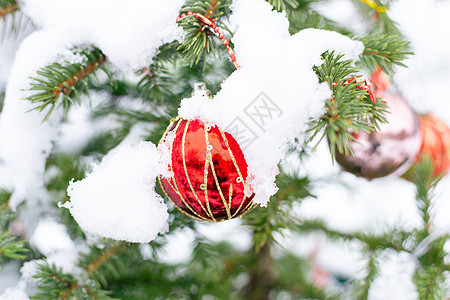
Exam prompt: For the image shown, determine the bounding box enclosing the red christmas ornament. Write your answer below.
[158,118,256,222]
[414,114,450,176]
[334,91,422,179]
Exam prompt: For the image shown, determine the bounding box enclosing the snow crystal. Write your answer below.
[64,141,169,243]
[368,251,418,300]
[30,218,75,256]
[178,0,364,206]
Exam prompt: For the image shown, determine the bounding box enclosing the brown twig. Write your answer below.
[206,0,218,19]
[0,3,18,18]
[52,55,106,98]
[86,243,127,275]
[362,50,389,57]
[59,282,79,300]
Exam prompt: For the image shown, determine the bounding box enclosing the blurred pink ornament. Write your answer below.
[311,266,330,289]
[335,91,422,179]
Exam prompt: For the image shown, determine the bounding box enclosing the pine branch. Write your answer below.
[266,0,286,11]
[182,0,231,20]
[0,0,29,45]
[265,0,316,12]
[273,253,333,300]
[243,170,313,251]
[0,0,30,43]
[356,0,387,14]
[414,265,446,300]
[375,12,401,36]
[0,189,28,271]
[87,243,128,275]
[45,154,87,239]
[286,8,352,36]
[308,51,388,159]
[0,189,12,225]
[0,231,28,270]
[357,250,378,300]
[25,46,106,121]
[137,43,179,103]
[297,219,412,253]
[178,0,232,65]
[407,159,449,297]
[0,0,18,19]
[79,242,128,287]
[267,0,353,36]
[352,0,401,35]
[32,262,115,300]
[410,158,440,235]
[241,171,312,298]
[359,34,412,74]
[0,90,4,110]
[413,234,449,298]
[185,236,243,297]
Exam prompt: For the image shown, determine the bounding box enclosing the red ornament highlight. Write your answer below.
[415,114,450,176]
[158,118,255,222]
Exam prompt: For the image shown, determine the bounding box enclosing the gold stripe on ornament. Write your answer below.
[205,126,231,219]
[182,120,214,221]
[243,200,257,215]
[232,194,247,219]
[218,128,252,218]
[158,177,206,222]
[208,154,232,219]
[202,126,216,221]
[167,120,206,220]
[202,158,213,220]
[218,128,246,185]
[228,183,233,208]
[162,119,208,221]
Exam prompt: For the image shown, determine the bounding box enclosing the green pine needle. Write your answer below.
[178,0,232,65]
[0,189,28,271]
[32,262,115,300]
[307,51,388,160]
[137,43,179,104]
[25,46,106,121]
[359,34,413,74]
[0,231,28,270]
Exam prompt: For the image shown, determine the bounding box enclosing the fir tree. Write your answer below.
[0,0,449,299]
